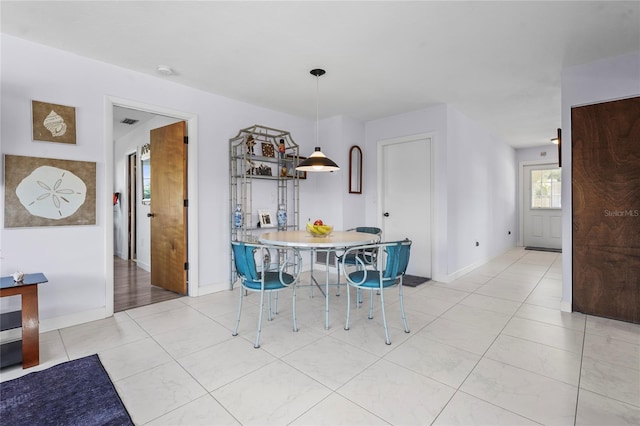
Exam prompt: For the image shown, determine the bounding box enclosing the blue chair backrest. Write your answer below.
[355,227,382,236]
[383,240,411,280]
[232,242,259,281]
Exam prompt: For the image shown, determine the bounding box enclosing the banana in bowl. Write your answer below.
[306,222,333,237]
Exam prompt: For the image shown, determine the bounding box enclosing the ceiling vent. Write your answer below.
[120,118,139,125]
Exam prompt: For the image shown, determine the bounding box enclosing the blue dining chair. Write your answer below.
[342,239,412,345]
[231,241,302,348]
[335,227,382,296]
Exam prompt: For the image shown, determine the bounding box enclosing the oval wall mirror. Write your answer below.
[349,145,362,194]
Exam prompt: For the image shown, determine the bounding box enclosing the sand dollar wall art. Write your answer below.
[32,100,76,144]
[4,155,96,227]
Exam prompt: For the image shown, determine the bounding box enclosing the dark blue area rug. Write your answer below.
[0,354,133,426]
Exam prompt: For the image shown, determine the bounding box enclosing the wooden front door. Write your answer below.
[572,97,640,323]
[149,121,188,294]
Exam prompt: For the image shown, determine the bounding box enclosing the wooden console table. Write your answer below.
[0,273,48,369]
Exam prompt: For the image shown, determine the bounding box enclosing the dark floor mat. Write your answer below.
[525,246,562,253]
[403,275,430,287]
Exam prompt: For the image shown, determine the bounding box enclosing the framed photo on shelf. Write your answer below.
[258,209,275,228]
[285,155,307,180]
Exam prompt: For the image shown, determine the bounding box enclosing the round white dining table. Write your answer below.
[259,230,380,249]
[259,230,380,329]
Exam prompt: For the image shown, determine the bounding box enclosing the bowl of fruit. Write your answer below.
[306,219,333,238]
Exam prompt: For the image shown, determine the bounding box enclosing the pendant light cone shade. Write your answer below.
[296,69,340,173]
[296,147,340,172]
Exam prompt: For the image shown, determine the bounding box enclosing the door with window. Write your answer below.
[523,164,562,249]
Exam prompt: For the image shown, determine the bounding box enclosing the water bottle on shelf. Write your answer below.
[234,204,243,228]
[277,204,287,228]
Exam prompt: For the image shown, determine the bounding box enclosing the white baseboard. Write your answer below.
[40,307,109,333]
[197,281,232,296]
[136,261,150,272]
[434,257,490,283]
[560,299,572,313]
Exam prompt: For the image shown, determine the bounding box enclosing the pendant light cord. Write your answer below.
[315,73,320,147]
[310,68,326,149]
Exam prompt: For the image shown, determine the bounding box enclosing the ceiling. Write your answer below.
[2,1,639,148]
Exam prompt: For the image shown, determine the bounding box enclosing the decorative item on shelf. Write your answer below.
[287,155,307,179]
[12,271,24,282]
[256,164,272,176]
[280,165,288,177]
[245,134,255,155]
[245,158,256,175]
[258,209,275,228]
[278,139,286,158]
[261,142,275,157]
[234,204,243,229]
[277,204,287,228]
[296,69,340,173]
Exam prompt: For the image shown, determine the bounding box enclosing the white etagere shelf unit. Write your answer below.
[229,125,301,286]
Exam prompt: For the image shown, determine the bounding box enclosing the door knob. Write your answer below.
[147,213,155,218]
[383,212,390,217]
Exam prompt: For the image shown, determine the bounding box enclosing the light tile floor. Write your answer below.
[2,248,639,425]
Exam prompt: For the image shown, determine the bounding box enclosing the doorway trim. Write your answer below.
[376,132,435,279]
[104,96,199,316]
[518,159,559,247]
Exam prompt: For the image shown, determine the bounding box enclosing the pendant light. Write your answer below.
[296,69,340,172]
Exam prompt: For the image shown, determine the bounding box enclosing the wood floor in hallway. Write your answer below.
[113,256,183,312]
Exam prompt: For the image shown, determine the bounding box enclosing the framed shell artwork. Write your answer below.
[32,100,77,144]
[4,155,96,227]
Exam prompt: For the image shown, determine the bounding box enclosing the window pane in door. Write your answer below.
[531,168,562,208]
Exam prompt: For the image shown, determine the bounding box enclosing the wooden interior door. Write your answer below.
[572,97,640,323]
[149,121,188,294]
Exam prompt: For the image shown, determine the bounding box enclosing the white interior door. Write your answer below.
[379,136,431,278]
[523,164,562,249]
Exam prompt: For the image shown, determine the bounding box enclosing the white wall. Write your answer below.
[365,104,517,282]
[339,117,367,230]
[0,34,314,329]
[445,106,516,276]
[560,50,640,312]
[365,106,450,279]
[1,32,525,330]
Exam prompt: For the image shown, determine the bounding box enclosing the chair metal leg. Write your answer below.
[292,285,298,332]
[368,289,374,319]
[266,292,273,321]
[399,281,410,333]
[232,285,243,337]
[255,289,265,348]
[344,283,351,330]
[379,285,391,345]
[336,261,341,296]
